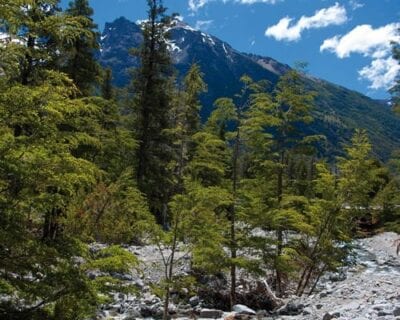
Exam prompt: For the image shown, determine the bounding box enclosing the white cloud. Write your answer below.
[320,23,400,90]
[349,0,364,10]
[320,24,399,58]
[265,3,347,42]
[195,20,214,30]
[359,57,400,90]
[188,0,210,12]
[188,0,280,12]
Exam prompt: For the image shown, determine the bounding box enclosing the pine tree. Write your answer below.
[271,69,317,295]
[166,64,207,193]
[102,68,114,100]
[63,0,101,96]
[0,73,92,317]
[337,129,383,230]
[295,162,350,296]
[205,76,258,307]
[132,0,175,225]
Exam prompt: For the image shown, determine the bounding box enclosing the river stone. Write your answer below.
[394,307,400,316]
[322,313,333,320]
[189,295,200,307]
[124,309,141,319]
[277,302,304,315]
[232,304,256,315]
[199,308,224,318]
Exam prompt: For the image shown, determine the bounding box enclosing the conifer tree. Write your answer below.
[132,0,174,225]
[0,4,145,315]
[0,0,87,85]
[63,0,101,96]
[205,76,258,307]
[167,64,207,193]
[271,69,317,295]
[337,129,382,226]
[295,162,350,296]
[0,72,137,318]
[102,68,114,100]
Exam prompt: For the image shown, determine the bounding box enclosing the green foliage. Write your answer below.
[188,132,230,186]
[62,0,101,96]
[1,0,95,85]
[1,0,397,315]
[132,0,175,224]
[166,64,207,192]
[337,129,382,212]
[372,152,400,232]
[65,170,155,243]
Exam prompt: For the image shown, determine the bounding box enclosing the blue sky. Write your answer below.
[61,0,400,99]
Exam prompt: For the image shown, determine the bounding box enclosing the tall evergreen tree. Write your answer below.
[167,64,207,193]
[337,129,382,226]
[271,69,317,295]
[132,0,174,225]
[205,76,259,307]
[102,68,114,100]
[63,0,101,96]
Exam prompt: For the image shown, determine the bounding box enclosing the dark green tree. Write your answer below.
[102,68,114,100]
[132,0,175,225]
[167,64,207,193]
[271,69,317,295]
[337,129,384,229]
[63,0,101,96]
[0,0,87,85]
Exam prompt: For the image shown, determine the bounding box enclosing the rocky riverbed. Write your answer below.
[96,232,400,320]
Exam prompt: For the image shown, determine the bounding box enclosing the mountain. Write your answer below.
[98,17,400,160]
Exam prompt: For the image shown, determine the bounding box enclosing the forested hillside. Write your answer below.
[98,17,400,160]
[0,1,399,319]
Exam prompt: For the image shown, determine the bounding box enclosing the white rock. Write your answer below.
[232,304,256,315]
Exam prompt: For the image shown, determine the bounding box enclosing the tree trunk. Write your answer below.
[230,128,240,308]
[276,150,284,297]
[21,35,35,85]
[261,280,284,309]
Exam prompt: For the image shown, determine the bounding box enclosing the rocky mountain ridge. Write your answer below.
[98,17,400,160]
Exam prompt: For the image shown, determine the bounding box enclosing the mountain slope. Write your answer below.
[98,17,400,160]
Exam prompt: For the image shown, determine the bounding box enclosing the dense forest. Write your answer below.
[0,0,399,319]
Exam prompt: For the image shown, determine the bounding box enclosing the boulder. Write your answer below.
[322,313,333,320]
[322,312,340,320]
[277,301,304,315]
[189,295,200,307]
[302,307,313,315]
[232,304,256,315]
[200,308,224,318]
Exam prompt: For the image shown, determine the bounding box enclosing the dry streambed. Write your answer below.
[96,232,400,320]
